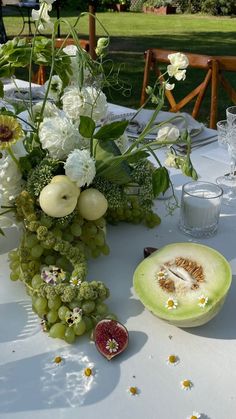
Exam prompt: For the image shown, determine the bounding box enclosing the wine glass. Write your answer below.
[216,106,236,201]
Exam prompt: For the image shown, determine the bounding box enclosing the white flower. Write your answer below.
[181,379,193,391]
[32,2,54,32]
[186,412,201,419]
[62,86,108,122]
[198,295,208,308]
[157,124,180,142]
[30,101,62,124]
[44,75,63,102]
[106,338,119,353]
[39,116,82,159]
[64,149,96,187]
[166,354,179,366]
[165,82,175,91]
[165,297,178,310]
[164,151,178,168]
[167,52,189,81]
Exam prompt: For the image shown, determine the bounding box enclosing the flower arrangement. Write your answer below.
[0,0,196,343]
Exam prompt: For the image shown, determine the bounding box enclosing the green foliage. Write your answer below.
[176,0,236,15]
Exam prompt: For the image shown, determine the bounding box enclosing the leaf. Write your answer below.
[123,150,149,164]
[152,167,170,198]
[93,138,132,184]
[0,227,5,236]
[95,120,129,141]
[79,116,96,138]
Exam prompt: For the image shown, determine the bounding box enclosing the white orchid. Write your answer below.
[156,123,180,142]
[167,52,189,81]
[32,0,55,32]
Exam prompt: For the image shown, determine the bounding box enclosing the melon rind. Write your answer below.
[133,242,232,327]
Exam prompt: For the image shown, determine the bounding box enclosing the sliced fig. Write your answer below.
[94,319,129,360]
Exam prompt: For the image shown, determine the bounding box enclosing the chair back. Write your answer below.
[141,48,219,128]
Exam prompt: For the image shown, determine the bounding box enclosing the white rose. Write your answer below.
[39,116,82,159]
[0,154,23,207]
[156,124,180,142]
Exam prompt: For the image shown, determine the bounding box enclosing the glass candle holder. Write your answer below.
[179,181,223,238]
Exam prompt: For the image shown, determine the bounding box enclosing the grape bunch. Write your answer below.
[106,195,161,228]
[8,190,115,343]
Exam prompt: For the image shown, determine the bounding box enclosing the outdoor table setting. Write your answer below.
[1,76,236,419]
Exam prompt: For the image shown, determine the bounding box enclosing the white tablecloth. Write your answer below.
[1,85,236,419]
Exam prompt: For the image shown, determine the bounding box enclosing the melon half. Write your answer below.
[133,243,232,327]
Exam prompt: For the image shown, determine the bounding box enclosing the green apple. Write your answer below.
[51,175,80,197]
[39,180,80,218]
[77,188,108,221]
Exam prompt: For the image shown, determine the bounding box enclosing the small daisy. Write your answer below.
[167,354,179,366]
[70,276,82,287]
[127,386,139,396]
[157,270,168,279]
[53,356,64,365]
[165,297,178,310]
[198,295,208,308]
[186,412,201,419]
[106,338,119,354]
[181,379,193,391]
[84,367,93,377]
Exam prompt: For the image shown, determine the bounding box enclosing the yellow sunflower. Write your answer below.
[0,115,24,150]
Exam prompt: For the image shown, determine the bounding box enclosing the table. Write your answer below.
[1,84,236,419]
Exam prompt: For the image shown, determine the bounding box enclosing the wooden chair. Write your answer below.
[140,48,219,128]
[32,38,90,85]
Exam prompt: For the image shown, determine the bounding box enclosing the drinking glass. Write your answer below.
[216,107,236,200]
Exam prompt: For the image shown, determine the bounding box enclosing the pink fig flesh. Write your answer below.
[94,319,129,360]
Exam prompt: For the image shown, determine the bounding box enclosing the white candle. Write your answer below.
[182,194,220,229]
[179,181,223,237]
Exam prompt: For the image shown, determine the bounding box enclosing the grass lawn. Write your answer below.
[2,8,236,122]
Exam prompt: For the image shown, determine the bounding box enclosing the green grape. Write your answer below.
[34,296,48,313]
[68,300,81,310]
[56,257,69,270]
[40,215,53,228]
[91,248,101,258]
[25,234,38,248]
[96,302,108,315]
[52,229,62,239]
[48,296,62,310]
[10,271,19,281]
[49,323,66,339]
[94,218,106,228]
[70,223,82,237]
[9,261,19,270]
[31,274,43,289]
[82,316,93,331]
[63,233,74,242]
[31,245,44,259]
[65,327,76,343]
[47,310,58,324]
[82,300,96,314]
[8,250,19,261]
[73,319,86,336]
[94,231,105,247]
[44,255,56,265]
[58,305,71,321]
[101,244,110,256]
